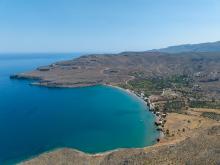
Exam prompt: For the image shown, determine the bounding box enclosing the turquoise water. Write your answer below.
[0,54,158,164]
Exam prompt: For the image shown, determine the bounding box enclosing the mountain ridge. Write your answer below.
[152,41,220,53]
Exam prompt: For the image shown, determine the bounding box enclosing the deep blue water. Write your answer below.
[0,54,158,164]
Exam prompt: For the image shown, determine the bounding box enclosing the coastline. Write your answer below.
[11,80,220,164]
[16,83,161,165]
[106,85,145,103]
[11,78,219,164]
[10,73,165,142]
[106,84,164,141]
[18,83,220,165]
[20,121,220,164]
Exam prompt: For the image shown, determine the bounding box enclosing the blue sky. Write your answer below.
[0,0,220,53]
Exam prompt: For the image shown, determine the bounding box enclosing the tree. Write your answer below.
[212,97,215,102]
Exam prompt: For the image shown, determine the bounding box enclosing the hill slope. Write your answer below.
[154,41,220,53]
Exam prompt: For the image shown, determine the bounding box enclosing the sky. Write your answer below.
[0,0,220,53]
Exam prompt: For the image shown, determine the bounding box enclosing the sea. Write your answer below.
[0,53,158,164]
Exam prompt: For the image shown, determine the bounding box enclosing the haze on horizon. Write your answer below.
[0,0,220,53]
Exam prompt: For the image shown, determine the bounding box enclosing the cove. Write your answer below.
[0,54,158,164]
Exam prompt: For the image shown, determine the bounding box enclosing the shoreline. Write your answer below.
[16,83,161,164]
[106,84,164,141]
[17,84,162,164]
[11,74,165,141]
[10,80,220,164]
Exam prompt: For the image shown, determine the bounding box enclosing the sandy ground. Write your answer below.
[158,108,219,145]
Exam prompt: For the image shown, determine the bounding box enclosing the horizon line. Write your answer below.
[0,40,219,55]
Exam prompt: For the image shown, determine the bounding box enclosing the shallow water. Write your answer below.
[0,54,158,164]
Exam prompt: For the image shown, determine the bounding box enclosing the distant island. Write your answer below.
[14,41,220,165]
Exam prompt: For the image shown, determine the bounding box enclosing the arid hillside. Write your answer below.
[12,52,220,99]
